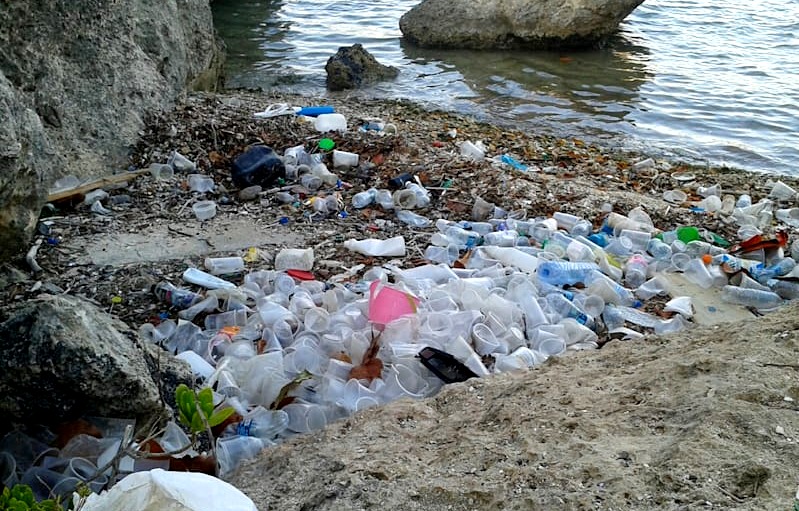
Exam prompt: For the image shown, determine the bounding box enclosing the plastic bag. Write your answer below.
[81,469,258,511]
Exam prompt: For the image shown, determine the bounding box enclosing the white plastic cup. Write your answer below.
[769,180,797,200]
[205,257,245,275]
[188,174,215,193]
[216,436,264,477]
[192,200,217,221]
[284,403,328,433]
[332,150,359,168]
[149,163,174,180]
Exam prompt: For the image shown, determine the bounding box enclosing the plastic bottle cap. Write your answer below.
[701,254,713,265]
[318,138,335,151]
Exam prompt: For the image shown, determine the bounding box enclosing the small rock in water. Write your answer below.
[325,44,399,91]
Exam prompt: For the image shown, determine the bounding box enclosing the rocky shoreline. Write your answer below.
[2,87,798,509]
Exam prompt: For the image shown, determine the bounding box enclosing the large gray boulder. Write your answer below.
[0,0,224,262]
[399,0,646,49]
[0,294,192,428]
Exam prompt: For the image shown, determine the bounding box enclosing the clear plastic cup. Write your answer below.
[216,436,264,477]
[284,403,328,433]
[192,200,217,221]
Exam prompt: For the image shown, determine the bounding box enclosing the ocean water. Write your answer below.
[212,0,799,175]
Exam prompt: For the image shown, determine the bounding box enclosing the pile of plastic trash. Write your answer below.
[137,171,799,477]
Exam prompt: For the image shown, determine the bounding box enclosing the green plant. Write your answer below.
[175,384,234,435]
[0,484,59,511]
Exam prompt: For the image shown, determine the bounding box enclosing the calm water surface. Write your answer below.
[212,0,799,175]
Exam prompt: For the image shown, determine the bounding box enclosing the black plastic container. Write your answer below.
[231,145,286,188]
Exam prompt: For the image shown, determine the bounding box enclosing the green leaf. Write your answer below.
[207,406,235,428]
[190,412,205,433]
[178,388,196,421]
[197,387,215,417]
[178,410,192,429]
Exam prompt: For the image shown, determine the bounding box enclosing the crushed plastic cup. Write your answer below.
[769,180,797,200]
[662,189,687,204]
[459,140,485,160]
[664,296,693,317]
[192,200,217,221]
[188,174,215,193]
[216,436,265,477]
[168,150,196,172]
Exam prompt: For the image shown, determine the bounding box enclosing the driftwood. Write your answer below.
[46,169,150,203]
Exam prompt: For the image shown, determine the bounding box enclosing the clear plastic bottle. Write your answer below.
[153,281,203,309]
[537,261,599,286]
[721,286,783,309]
[236,407,290,441]
[352,188,377,209]
[204,257,245,275]
[396,209,432,228]
[445,226,482,248]
[768,279,799,299]
[750,257,796,283]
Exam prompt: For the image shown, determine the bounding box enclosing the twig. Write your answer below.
[26,237,43,273]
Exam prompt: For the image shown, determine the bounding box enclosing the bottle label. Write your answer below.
[237,420,253,436]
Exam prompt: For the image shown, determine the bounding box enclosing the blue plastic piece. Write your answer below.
[295,106,335,117]
[501,154,527,172]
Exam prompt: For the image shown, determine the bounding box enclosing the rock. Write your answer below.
[325,44,399,91]
[399,0,645,49]
[0,0,224,262]
[0,74,50,261]
[0,294,192,428]
[238,185,263,202]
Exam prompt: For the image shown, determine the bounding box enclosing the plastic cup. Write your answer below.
[216,436,264,477]
[149,163,174,180]
[303,307,331,333]
[299,173,322,191]
[471,323,503,355]
[168,150,196,172]
[159,421,193,455]
[217,370,242,398]
[284,403,328,433]
[21,467,79,501]
[0,452,17,488]
[188,174,215,193]
[192,200,217,221]
[205,257,245,275]
[662,189,687,204]
[332,150,359,168]
[769,180,797,200]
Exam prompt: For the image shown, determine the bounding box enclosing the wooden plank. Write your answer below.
[46,169,150,203]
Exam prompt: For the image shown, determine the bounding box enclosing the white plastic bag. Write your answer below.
[81,469,258,511]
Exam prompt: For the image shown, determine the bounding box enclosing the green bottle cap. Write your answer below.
[318,138,335,151]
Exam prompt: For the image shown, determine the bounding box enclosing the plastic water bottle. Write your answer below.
[396,210,432,228]
[352,188,377,209]
[237,408,290,441]
[749,257,796,283]
[721,286,783,309]
[768,279,799,299]
[153,282,203,309]
[537,261,599,286]
[624,254,649,289]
